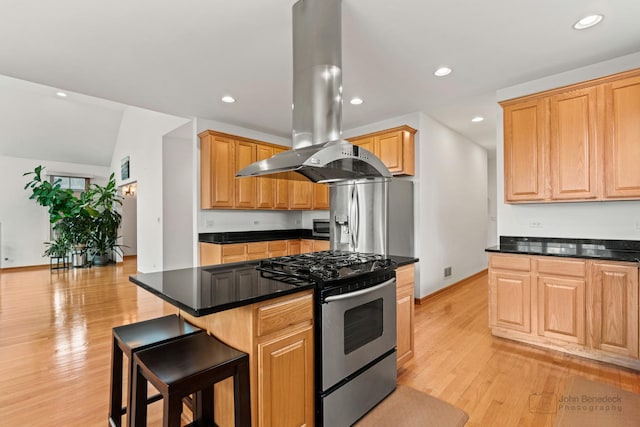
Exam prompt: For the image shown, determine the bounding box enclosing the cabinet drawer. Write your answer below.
[247,242,268,254]
[490,254,531,271]
[268,240,287,251]
[258,293,313,337]
[396,265,415,288]
[222,244,245,257]
[537,258,585,277]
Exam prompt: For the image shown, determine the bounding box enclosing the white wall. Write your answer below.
[0,155,109,268]
[496,52,640,241]
[487,156,498,246]
[163,135,195,270]
[109,106,190,273]
[344,113,489,299]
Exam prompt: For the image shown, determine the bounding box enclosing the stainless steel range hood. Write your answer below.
[236,0,391,183]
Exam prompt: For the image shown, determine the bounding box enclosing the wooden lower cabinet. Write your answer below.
[488,254,532,333]
[488,253,640,370]
[396,264,415,366]
[587,261,639,358]
[180,290,315,427]
[200,239,332,265]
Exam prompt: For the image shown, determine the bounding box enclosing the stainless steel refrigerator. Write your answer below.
[330,178,414,256]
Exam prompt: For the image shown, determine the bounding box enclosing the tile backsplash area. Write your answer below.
[199,210,304,232]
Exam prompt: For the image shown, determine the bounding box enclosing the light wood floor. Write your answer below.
[0,258,638,426]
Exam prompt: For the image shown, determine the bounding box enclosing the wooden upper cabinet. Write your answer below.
[312,183,329,210]
[348,125,416,176]
[234,140,257,209]
[501,68,640,203]
[549,87,599,200]
[603,74,640,199]
[200,131,235,208]
[256,145,275,209]
[503,98,547,202]
[289,175,313,210]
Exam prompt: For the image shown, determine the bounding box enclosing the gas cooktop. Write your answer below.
[258,250,396,285]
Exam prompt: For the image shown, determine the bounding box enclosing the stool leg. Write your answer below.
[234,357,251,427]
[194,387,214,425]
[130,362,148,427]
[164,395,183,427]
[109,336,124,427]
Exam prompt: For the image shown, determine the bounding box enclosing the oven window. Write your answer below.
[343,298,384,355]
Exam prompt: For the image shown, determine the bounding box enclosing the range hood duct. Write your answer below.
[235,0,391,183]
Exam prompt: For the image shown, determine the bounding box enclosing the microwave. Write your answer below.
[312,219,330,238]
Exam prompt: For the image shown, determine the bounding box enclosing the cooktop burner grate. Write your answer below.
[258,251,395,283]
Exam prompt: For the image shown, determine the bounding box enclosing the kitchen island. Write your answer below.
[131,261,316,427]
[486,236,640,371]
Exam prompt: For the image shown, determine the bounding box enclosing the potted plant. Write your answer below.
[43,233,72,270]
[86,173,123,265]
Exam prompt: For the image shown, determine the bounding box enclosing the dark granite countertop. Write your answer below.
[199,229,329,244]
[389,255,419,266]
[130,261,315,317]
[486,236,640,263]
[131,254,418,317]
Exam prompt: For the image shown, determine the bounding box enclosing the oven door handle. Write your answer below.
[324,278,395,302]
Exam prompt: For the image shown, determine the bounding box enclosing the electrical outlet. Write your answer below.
[205,219,214,227]
[444,266,452,277]
[635,219,640,231]
[253,220,259,225]
[529,221,543,229]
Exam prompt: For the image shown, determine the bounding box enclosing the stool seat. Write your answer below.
[131,333,251,427]
[109,314,202,427]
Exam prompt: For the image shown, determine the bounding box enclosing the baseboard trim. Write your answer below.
[415,269,488,305]
[0,264,49,272]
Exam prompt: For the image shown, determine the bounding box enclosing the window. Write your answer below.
[50,175,89,195]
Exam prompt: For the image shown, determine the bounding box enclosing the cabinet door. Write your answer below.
[603,74,640,199]
[257,326,314,427]
[300,240,314,254]
[549,87,599,200]
[256,145,276,209]
[235,140,257,208]
[352,136,377,155]
[268,240,288,258]
[312,183,329,210]
[489,270,531,333]
[201,133,235,208]
[503,99,547,202]
[287,240,301,256]
[274,149,291,210]
[396,265,415,366]
[588,262,639,358]
[289,176,313,210]
[377,130,405,174]
[312,240,330,252]
[537,275,585,344]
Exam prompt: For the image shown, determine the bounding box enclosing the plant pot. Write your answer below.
[92,253,111,266]
[72,251,87,268]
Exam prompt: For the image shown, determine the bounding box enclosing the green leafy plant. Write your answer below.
[24,166,123,266]
[42,235,72,258]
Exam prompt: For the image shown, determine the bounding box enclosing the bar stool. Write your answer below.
[109,314,203,427]
[130,332,251,427]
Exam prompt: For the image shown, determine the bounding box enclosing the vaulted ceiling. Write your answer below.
[1,0,639,166]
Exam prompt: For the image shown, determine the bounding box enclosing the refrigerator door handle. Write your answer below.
[349,185,358,248]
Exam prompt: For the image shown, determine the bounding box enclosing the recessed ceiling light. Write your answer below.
[56,91,67,98]
[573,14,604,30]
[221,95,236,103]
[350,97,363,105]
[434,67,452,77]
[471,116,484,123]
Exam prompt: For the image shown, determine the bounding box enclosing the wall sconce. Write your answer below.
[123,184,136,197]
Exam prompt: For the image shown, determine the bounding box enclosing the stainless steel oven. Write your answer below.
[318,276,397,427]
[257,251,397,427]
